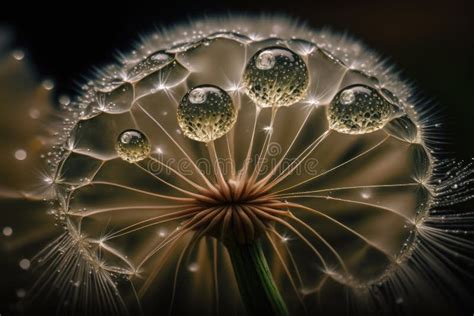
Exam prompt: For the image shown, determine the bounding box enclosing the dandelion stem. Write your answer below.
[225,240,289,316]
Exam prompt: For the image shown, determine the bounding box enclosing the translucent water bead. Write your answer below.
[177,85,237,142]
[328,85,398,134]
[115,129,151,163]
[243,46,309,108]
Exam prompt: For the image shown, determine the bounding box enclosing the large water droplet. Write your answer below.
[96,82,134,114]
[127,51,174,81]
[243,46,309,108]
[328,85,396,134]
[177,85,237,142]
[115,129,151,163]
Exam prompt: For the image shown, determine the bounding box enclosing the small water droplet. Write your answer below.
[115,130,151,163]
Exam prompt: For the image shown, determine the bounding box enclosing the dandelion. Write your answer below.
[0,16,473,315]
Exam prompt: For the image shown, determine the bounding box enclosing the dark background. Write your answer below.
[0,0,473,159]
[1,0,473,314]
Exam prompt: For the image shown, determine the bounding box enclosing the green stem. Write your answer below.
[226,240,289,316]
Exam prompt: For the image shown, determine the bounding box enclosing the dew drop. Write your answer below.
[115,129,151,163]
[328,85,396,134]
[177,85,237,142]
[243,46,309,107]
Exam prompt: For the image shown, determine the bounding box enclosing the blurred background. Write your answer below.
[0,0,473,314]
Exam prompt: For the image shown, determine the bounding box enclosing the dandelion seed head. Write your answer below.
[3,15,472,315]
[41,16,441,312]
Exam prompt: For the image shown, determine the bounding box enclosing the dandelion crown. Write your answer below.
[13,15,472,315]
